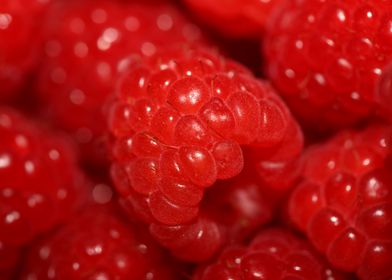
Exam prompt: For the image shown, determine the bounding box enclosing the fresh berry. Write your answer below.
[264,0,392,130]
[20,206,182,280]
[0,107,86,275]
[0,0,50,101]
[0,244,20,280]
[146,167,278,262]
[289,125,392,279]
[182,0,281,38]
[194,228,350,280]
[109,46,303,261]
[36,0,205,165]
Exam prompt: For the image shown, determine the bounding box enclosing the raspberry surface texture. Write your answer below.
[36,0,205,164]
[182,0,280,38]
[0,0,50,101]
[264,0,392,130]
[109,46,303,261]
[20,206,181,280]
[0,107,85,277]
[194,228,350,280]
[289,125,392,279]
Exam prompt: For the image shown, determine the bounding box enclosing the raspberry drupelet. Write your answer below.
[0,107,86,278]
[193,228,351,280]
[289,125,392,279]
[0,0,50,101]
[264,0,392,130]
[182,0,281,38]
[20,206,182,280]
[36,0,205,165]
[109,46,303,261]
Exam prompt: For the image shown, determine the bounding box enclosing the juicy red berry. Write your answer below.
[109,46,302,261]
[194,228,350,280]
[20,206,182,280]
[0,107,86,276]
[289,125,392,279]
[264,0,392,130]
[147,167,278,262]
[0,244,19,280]
[0,0,49,101]
[36,0,205,165]
[183,0,281,38]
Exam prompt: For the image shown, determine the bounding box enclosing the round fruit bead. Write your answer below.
[0,107,86,276]
[20,206,181,280]
[0,0,50,101]
[36,0,205,165]
[194,228,351,280]
[264,0,392,130]
[182,0,282,38]
[289,125,392,279]
[109,46,303,261]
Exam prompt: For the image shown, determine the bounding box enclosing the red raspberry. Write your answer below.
[36,0,205,165]
[109,46,303,261]
[20,206,182,280]
[0,107,86,276]
[264,0,392,130]
[182,0,281,38]
[194,228,350,280]
[0,244,19,280]
[288,125,392,279]
[0,0,50,101]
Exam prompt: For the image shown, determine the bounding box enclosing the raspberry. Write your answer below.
[288,125,392,279]
[36,0,205,165]
[194,228,350,280]
[0,0,50,101]
[264,0,392,130]
[109,46,302,261]
[182,0,281,38]
[20,206,182,280]
[0,107,86,276]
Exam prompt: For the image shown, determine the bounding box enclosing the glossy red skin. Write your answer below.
[0,107,86,277]
[378,63,392,122]
[264,0,392,131]
[289,125,392,279]
[194,228,351,280]
[0,0,50,101]
[20,207,181,280]
[36,0,205,165]
[109,46,302,261]
[183,0,280,38]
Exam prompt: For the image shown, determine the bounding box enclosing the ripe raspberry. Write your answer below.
[0,244,20,280]
[264,0,392,130]
[0,0,50,101]
[36,0,205,165]
[0,107,86,275]
[20,206,182,280]
[109,46,303,261]
[182,0,281,38]
[289,125,392,279]
[194,228,350,280]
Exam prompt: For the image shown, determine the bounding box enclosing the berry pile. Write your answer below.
[0,0,391,279]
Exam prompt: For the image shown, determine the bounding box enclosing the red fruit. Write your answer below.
[20,206,181,280]
[0,107,86,276]
[36,0,205,165]
[194,228,350,280]
[182,0,282,38]
[289,125,392,279]
[0,0,50,101]
[109,46,302,261]
[264,0,392,130]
